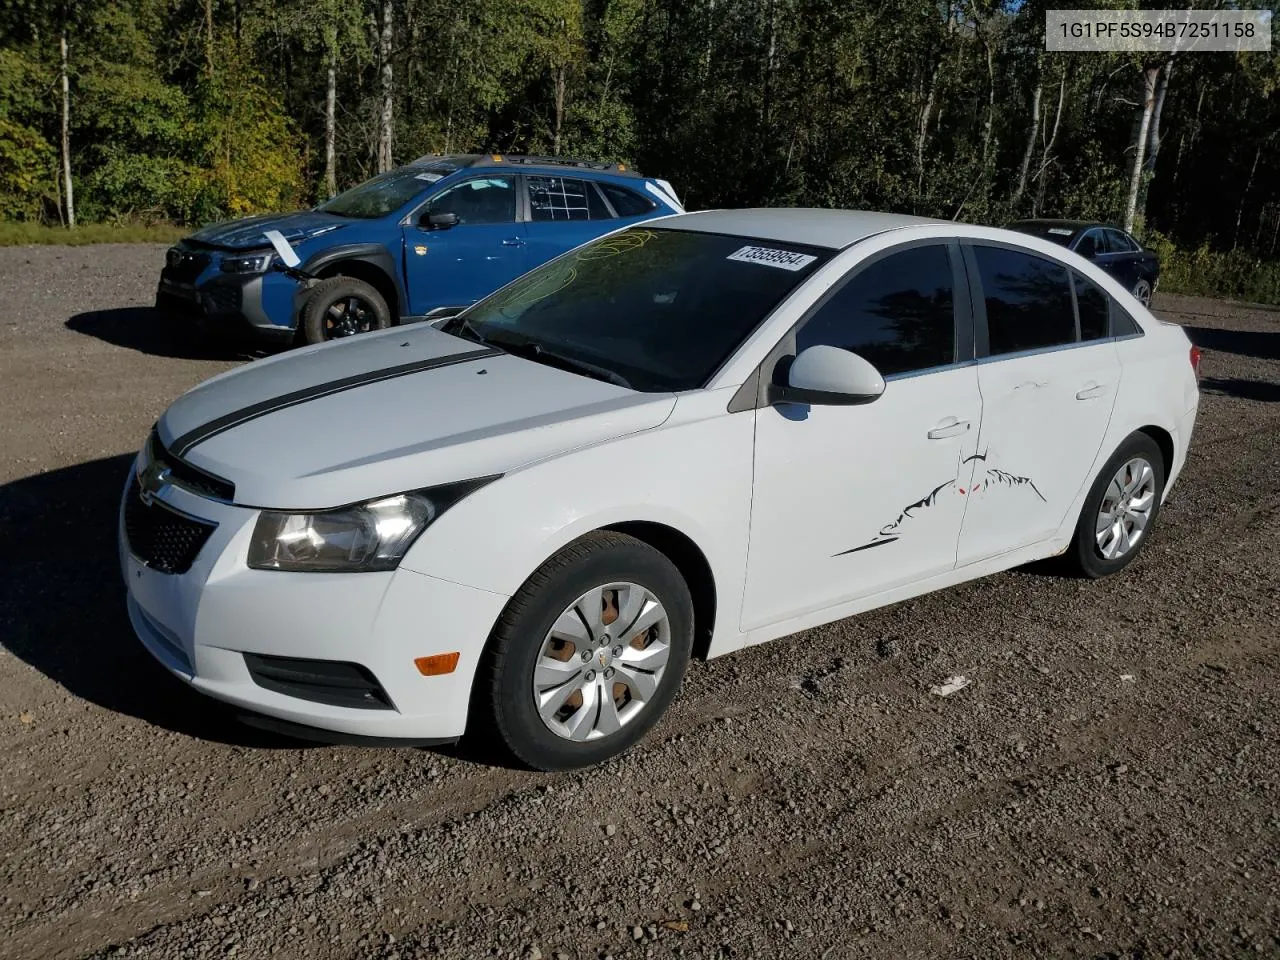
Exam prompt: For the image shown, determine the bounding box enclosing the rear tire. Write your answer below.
[1066,433,1165,579]
[301,276,391,345]
[473,532,694,771]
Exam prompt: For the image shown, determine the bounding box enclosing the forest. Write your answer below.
[1,0,1277,300]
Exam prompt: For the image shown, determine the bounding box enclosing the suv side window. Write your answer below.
[973,245,1077,355]
[425,177,516,224]
[599,183,657,218]
[1073,271,1109,341]
[528,176,592,221]
[796,244,955,376]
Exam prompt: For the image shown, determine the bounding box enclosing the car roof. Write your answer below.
[653,208,950,250]
[1009,219,1122,234]
[407,153,646,179]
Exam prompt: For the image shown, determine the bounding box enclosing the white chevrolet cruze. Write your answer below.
[121,209,1201,770]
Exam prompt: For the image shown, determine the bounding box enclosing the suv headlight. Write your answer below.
[247,477,498,572]
[221,252,272,274]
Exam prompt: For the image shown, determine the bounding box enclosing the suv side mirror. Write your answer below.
[768,345,885,406]
[421,211,459,230]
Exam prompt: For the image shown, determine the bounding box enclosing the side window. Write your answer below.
[425,177,516,224]
[1111,303,1143,336]
[586,183,613,220]
[1074,230,1101,258]
[974,245,1077,355]
[528,176,591,221]
[1104,229,1135,253]
[1073,271,1109,341]
[599,182,657,218]
[796,245,955,376]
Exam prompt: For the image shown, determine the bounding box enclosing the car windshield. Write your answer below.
[320,162,461,218]
[1007,222,1078,247]
[443,227,832,392]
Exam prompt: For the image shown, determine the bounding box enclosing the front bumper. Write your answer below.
[118,457,510,742]
[156,248,299,344]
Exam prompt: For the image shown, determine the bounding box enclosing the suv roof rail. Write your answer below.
[471,154,643,177]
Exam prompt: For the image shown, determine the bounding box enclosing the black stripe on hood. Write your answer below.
[170,347,502,458]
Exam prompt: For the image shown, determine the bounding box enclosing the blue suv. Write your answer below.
[156,154,684,345]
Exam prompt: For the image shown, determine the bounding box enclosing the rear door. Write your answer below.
[523,175,622,270]
[401,175,527,313]
[954,243,1122,564]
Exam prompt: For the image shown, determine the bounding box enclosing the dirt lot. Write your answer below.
[0,244,1277,960]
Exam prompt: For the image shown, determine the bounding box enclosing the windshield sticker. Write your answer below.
[726,246,817,271]
[414,172,444,182]
[1047,227,1074,235]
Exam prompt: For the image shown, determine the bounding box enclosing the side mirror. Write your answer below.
[768,345,885,406]
[421,210,459,230]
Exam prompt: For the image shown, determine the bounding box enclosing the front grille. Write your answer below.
[243,654,396,710]
[203,284,241,315]
[163,247,210,284]
[148,429,235,501]
[123,475,217,575]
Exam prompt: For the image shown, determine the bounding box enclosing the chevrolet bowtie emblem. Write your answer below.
[138,461,171,506]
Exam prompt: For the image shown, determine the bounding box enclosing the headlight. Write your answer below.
[246,477,498,573]
[220,252,271,274]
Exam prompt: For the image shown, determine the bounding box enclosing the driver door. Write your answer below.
[742,242,984,631]
[402,175,527,314]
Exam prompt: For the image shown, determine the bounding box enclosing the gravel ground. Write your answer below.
[1,244,1277,960]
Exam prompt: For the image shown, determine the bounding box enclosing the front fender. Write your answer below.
[398,389,754,658]
[298,242,407,315]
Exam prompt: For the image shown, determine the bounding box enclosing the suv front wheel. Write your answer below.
[301,276,391,345]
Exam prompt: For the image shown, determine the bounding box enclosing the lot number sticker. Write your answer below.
[726,245,817,271]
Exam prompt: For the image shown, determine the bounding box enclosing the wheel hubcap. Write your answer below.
[532,582,671,742]
[1095,457,1156,560]
[324,296,374,339]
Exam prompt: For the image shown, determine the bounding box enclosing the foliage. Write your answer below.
[0,0,1276,304]
[0,220,186,245]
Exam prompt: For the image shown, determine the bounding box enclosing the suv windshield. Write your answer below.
[320,162,462,218]
[444,227,831,392]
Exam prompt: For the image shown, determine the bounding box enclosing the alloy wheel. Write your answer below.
[324,295,376,339]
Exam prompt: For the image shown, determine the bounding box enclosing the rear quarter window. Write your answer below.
[600,183,657,218]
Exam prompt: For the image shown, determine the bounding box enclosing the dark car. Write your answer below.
[1004,220,1159,306]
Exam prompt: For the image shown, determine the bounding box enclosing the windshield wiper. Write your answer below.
[482,333,633,389]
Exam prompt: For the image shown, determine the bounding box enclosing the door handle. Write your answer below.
[927,418,970,440]
[501,237,526,247]
[1075,382,1107,400]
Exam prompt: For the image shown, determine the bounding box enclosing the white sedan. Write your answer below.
[120,209,1201,770]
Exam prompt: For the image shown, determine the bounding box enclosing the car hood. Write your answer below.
[156,326,675,509]
[186,211,349,252]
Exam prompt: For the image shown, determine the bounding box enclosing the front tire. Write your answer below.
[1067,433,1165,579]
[1132,277,1152,307]
[301,276,391,345]
[474,532,694,771]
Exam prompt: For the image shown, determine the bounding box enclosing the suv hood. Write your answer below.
[156,326,674,509]
[186,211,348,252]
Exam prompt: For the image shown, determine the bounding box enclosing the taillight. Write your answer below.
[1189,344,1203,381]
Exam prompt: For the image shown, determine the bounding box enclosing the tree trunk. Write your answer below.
[1123,64,1160,233]
[204,0,214,77]
[1032,69,1065,216]
[1012,78,1042,206]
[1233,143,1262,250]
[324,41,336,198]
[59,32,75,229]
[916,61,939,195]
[552,64,566,155]
[377,0,394,173]
[981,35,995,164]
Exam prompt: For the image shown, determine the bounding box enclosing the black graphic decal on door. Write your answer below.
[833,451,1046,557]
